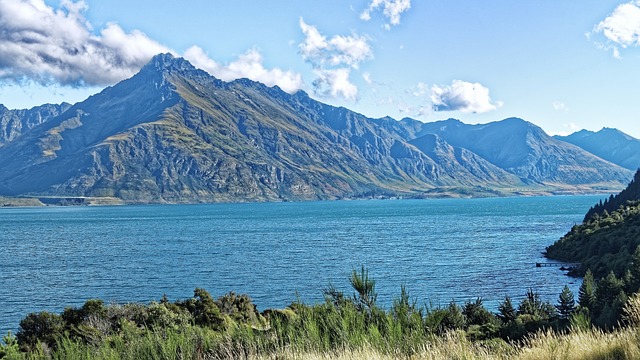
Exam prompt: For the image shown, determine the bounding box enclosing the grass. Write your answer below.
[6,287,640,359]
[26,327,640,359]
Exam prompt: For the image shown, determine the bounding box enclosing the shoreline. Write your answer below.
[0,187,617,208]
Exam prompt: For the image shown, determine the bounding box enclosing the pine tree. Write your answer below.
[594,271,625,319]
[349,266,377,311]
[498,296,516,323]
[556,285,576,320]
[578,269,596,310]
[629,245,640,293]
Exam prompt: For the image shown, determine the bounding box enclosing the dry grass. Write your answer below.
[518,328,640,360]
[249,327,640,360]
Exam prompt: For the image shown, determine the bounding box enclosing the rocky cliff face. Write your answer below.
[0,103,71,146]
[0,54,632,203]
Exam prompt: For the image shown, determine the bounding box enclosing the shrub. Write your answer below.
[16,312,64,351]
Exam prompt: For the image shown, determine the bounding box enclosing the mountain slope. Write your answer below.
[408,133,520,184]
[399,117,633,186]
[0,54,525,203]
[555,128,640,171]
[0,103,71,146]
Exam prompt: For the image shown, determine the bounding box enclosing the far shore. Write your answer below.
[0,186,618,208]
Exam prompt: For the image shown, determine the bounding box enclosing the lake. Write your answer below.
[0,195,602,334]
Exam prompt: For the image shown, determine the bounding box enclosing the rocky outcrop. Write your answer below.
[0,103,71,146]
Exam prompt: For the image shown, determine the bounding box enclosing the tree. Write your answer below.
[350,266,377,311]
[556,285,576,320]
[498,296,516,323]
[16,312,64,351]
[391,285,418,321]
[518,289,556,320]
[179,288,225,330]
[439,301,465,332]
[594,271,625,314]
[629,245,640,293]
[463,298,493,326]
[578,269,596,310]
[0,331,20,358]
[594,271,627,327]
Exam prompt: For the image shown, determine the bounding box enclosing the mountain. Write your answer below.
[555,128,640,171]
[0,102,71,146]
[0,54,633,203]
[0,54,531,203]
[398,117,633,186]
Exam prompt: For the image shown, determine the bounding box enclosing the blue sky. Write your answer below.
[1,0,639,137]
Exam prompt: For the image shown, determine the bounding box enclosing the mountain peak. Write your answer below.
[599,127,635,140]
[141,53,200,77]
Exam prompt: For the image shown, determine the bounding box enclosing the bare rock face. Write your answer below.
[0,103,71,146]
[0,54,632,203]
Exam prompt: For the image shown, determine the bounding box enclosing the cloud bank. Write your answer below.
[299,18,373,101]
[0,0,170,86]
[591,1,640,58]
[0,0,303,93]
[360,0,412,30]
[430,80,502,114]
[184,47,303,93]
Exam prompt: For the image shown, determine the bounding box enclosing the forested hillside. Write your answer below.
[545,169,640,327]
[547,170,640,278]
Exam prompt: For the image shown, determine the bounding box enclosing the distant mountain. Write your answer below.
[0,103,71,146]
[0,54,632,204]
[398,117,632,186]
[0,54,527,203]
[555,128,640,171]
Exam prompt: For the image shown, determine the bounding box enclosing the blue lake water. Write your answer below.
[0,196,603,334]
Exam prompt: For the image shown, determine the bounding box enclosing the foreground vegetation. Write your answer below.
[2,266,640,360]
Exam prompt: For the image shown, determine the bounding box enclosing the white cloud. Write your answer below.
[360,0,411,29]
[591,1,640,57]
[312,68,358,101]
[0,0,171,86]
[551,123,582,136]
[430,80,502,113]
[552,101,569,112]
[0,0,305,93]
[184,46,303,93]
[299,18,372,70]
[411,82,429,97]
[298,18,373,101]
[299,18,329,61]
[362,72,373,85]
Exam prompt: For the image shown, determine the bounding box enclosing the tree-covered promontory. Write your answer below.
[545,169,640,327]
[546,169,640,278]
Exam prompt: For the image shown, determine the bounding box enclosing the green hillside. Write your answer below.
[546,170,640,278]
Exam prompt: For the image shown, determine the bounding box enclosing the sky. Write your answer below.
[1,1,640,138]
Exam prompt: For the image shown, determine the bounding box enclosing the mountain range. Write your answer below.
[0,54,634,204]
[555,128,640,171]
